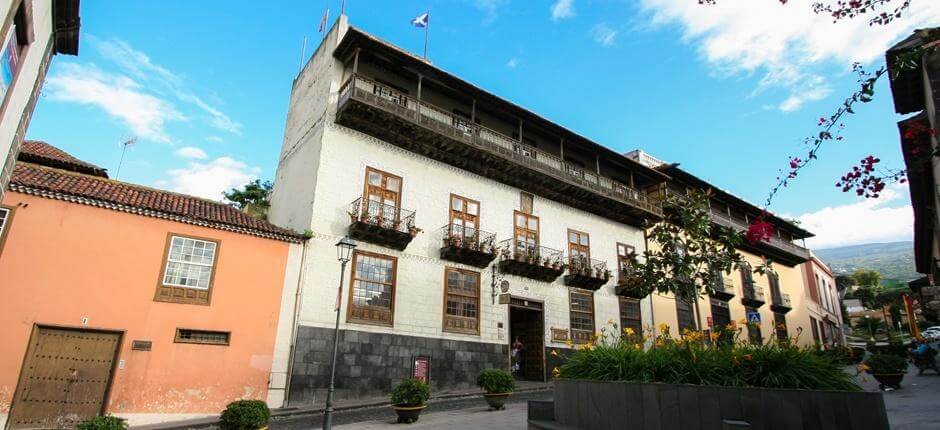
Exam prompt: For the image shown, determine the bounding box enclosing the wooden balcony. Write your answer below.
[741,284,766,308]
[614,267,647,299]
[563,256,611,291]
[708,209,811,266]
[336,75,662,227]
[347,197,418,251]
[770,292,793,313]
[496,239,565,282]
[438,224,498,268]
[709,276,736,301]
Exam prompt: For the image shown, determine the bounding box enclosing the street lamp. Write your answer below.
[323,236,357,430]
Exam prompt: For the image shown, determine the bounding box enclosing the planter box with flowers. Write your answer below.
[861,353,908,391]
[496,239,565,282]
[439,224,498,268]
[530,324,889,430]
[563,256,611,290]
[347,197,420,251]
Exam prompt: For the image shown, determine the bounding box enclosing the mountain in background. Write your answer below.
[814,241,919,285]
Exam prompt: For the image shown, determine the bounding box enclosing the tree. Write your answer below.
[849,285,881,310]
[624,190,767,332]
[853,315,886,338]
[851,269,882,288]
[223,179,273,219]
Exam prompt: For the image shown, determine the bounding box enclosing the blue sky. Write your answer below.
[25,0,940,248]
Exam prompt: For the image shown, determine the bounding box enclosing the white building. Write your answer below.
[267,17,667,404]
[0,0,81,199]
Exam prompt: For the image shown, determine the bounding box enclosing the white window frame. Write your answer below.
[161,235,217,290]
[0,207,9,236]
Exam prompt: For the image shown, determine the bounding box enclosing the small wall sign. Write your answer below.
[551,328,569,342]
[412,355,430,384]
[131,340,152,351]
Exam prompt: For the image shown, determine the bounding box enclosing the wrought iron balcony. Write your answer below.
[708,209,810,266]
[347,197,418,251]
[709,276,736,301]
[336,75,661,227]
[741,283,766,308]
[615,266,647,299]
[496,239,565,282]
[770,292,793,313]
[563,256,611,291]
[438,224,498,268]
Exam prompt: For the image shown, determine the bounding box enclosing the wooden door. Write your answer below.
[449,195,479,240]
[513,211,538,255]
[8,326,121,429]
[364,167,402,225]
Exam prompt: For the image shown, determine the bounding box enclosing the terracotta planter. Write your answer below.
[871,373,905,390]
[483,392,512,410]
[392,404,427,423]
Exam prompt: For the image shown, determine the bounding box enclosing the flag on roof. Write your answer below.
[411,12,429,28]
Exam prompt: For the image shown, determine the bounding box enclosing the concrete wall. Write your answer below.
[0,192,293,426]
[0,0,57,200]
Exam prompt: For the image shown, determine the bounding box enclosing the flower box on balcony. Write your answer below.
[496,239,565,282]
[347,197,418,251]
[563,256,610,291]
[439,224,498,268]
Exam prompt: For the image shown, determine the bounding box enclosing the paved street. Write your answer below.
[857,364,940,430]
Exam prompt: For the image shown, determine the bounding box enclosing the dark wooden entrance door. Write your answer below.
[8,326,122,429]
[509,301,544,381]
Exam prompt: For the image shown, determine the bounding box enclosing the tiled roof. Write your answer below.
[9,161,304,243]
[18,140,109,178]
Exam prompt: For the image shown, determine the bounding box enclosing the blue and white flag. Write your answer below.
[411,12,429,28]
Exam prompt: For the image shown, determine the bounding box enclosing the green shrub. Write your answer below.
[557,324,860,391]
[863,353,908,374]
[391,379,430,406]
[476,368,515,394]
[219,400,271,430]
[75,416,128,430]
[815,345,862,365]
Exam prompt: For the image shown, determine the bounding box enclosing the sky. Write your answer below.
[25,0,940,249]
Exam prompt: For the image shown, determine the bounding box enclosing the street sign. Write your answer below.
[747,311,761,324]
[706,316,713,328]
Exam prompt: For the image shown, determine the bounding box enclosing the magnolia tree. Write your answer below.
[623,190,769,332]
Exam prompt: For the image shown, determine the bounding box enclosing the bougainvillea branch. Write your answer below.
[812,0,913,26]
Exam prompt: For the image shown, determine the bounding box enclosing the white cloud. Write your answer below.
[591,23,618,47]
[45,63,184,143]
[551,0,575,21]
[639,0,940,111]
[794,184,913,249]
[174,146,208,159]
[506,57,519,69]
[474,0,509,24]
[206,136,224,144]
[164,156,261,201]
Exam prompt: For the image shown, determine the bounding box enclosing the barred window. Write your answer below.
[443,268,480,334]
[676,298,694,332]
[618,297,642,335]
[348,251,396,326]
[774,312,788,342]
[162,236,217,289]
[569,290,595,344]
[175,328,230,345]
[746,306,763,345]
[0,206,12,255]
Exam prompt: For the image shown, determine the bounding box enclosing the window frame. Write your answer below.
[449,194,480,240]
[513,210,539,254]
[567,229,591,260]
[174,328,231,346]
[346,250,398,326]
[569,289,595,344]
[362,167,402,221]
[154,233,221,306]
[675,297,694,333]
[0,204,15,258]
[441,267,481,335]
[0,0,34,119]
[618,296,642,336]
[616,242,634,277]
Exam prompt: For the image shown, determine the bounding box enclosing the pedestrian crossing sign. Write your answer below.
[747,312,761,324]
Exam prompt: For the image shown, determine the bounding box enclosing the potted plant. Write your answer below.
[863,353,908,390]
[75,416,128,430]
[219,400,271,430]
[391,378,430,423]
[477,368,515,411]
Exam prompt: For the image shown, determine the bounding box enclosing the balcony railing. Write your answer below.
[615,266,648,298]
[337,75,661,219]
[347,197,418,250]
[564,255,611,290]
[710,276,736,300]
[771,292,793,312]
[496,239,566,282]
[708,209,810,262]
[741,283,766,307]
[439,224,498,268]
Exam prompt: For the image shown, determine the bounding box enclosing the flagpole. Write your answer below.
[423,11,429,59]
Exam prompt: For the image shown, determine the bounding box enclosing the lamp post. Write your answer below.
[323,236,357,430]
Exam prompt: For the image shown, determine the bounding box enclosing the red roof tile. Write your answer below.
[9,162,303,242]
[19,140,109,178]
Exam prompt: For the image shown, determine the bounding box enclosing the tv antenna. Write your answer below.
[115,137,137,179]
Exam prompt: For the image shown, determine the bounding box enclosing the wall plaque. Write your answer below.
[131,340,152,351]
[551,328,569,342]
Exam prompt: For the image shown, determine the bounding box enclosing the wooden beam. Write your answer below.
[560,138,565,161]
[471,99,476,122]
[417,75,423,101]
[353,48,360,74]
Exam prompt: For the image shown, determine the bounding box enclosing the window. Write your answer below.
[0,0,33,107]
[567,229,590,269]
[569,290,595,344]
[347,251,397,326]
[363,167,402,224]
[740,262,755,286]
[174,328,230,345]
[710,298,732,344]
[513,211,539,255]
[155,235,219,305]
[443,268,480,334]
[0,206,13,256]
[774,312,788,342]
[449,194,480,240]
[676,298,694,332]
[810,316,821,346]
[520,192,534,215]
[618,297,642,335]
[616,243,635,278]
[745,306,762,344]
[768,272,782,303]
[809,273,821,304]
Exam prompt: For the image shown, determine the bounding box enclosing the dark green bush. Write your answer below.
[75,416,128,430]
[219,400,271,430]
[863,353,908,374]
[391,379,430,406]
[815,345,862,365]
[476,368,515,394]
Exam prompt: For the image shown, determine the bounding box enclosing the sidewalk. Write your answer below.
[856,364,940,430]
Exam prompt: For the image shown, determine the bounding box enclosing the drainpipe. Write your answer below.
[283,239,310,407]
[644,228,655,343]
